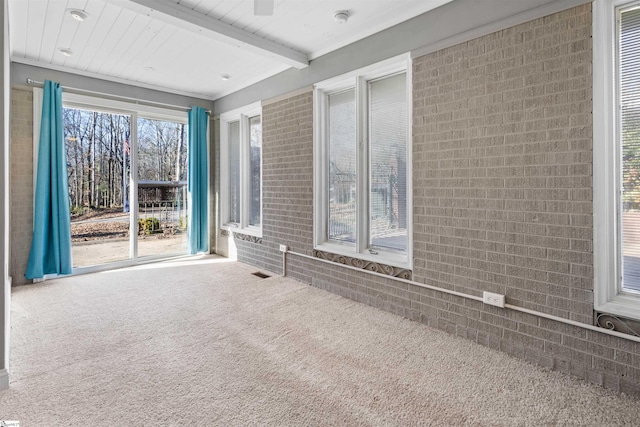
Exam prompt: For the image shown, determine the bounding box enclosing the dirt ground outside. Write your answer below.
[71,208,188,268]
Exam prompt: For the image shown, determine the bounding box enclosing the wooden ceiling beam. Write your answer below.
[115,0,309,69]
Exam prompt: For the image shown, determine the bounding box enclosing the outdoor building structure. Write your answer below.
[2,0,640,401]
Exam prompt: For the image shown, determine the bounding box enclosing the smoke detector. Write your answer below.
[333,10,350,24]
[68,9,89,22]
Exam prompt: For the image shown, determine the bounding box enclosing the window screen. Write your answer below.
[328,89,357,244]
[228,120,241,224]
[369,73,407,253]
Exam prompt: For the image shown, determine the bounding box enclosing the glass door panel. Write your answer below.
[64,108,133,267]
[136,117,189,258]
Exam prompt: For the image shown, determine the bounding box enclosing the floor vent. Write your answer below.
[252,272,270,279]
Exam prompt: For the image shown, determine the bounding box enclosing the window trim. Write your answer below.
[219,101,262,238]
[313,54,412,269]
[593,0,640,320]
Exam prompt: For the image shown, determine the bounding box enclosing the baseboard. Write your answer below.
[0,368,9,390]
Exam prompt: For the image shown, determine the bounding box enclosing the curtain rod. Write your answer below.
[26,78,211,115]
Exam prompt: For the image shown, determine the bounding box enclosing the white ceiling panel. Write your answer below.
[87,9,139,72]
[8,0,28,57]
[117,25,179,80]
[38,1,68,63]
[23,1,48,59]
[71,2,123,71]
[96,13,155,76]
[8,0,454,100]
[59,1,108,68]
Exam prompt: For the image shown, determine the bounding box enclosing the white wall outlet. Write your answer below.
[279,244,288,253]
[482,291,506,308]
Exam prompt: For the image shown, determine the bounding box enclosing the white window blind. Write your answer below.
[249,115,262,227]
[369,73,408,253]
[228,120,241,224]
[328,88,357,245]
[620,6,640,293]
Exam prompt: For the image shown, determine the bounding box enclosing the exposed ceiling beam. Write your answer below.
[115,0,309,69]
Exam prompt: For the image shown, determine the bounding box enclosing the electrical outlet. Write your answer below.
[482,291,505,308]
[279,244,288,253]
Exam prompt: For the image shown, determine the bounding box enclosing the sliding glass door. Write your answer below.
[63,104,189,269]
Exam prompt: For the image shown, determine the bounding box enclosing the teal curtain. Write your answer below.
[25,81,72,279]
[188,107,209,254]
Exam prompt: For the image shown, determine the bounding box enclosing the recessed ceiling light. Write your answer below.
[333,10,349,24]
[59,48,73,57]
[68,9,89,22]
[221,75,230,81]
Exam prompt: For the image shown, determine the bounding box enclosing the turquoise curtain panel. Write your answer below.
[25,80,72,279]
[187,107,209,254]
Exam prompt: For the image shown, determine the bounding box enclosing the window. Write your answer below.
[220,102,262,237]
[594,0,640,320]
[314,56,411,268]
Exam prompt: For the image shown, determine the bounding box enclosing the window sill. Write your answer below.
[221,224,262,239]
[314,241,411,270]
[595,292,640,322]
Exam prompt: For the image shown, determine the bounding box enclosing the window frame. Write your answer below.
[313,54,412,269]
[593,0,640,320]
[219,101,263,238]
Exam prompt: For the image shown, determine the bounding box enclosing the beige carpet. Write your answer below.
[1,255,639,426]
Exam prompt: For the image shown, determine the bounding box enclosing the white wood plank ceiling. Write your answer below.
[8,0,453,100]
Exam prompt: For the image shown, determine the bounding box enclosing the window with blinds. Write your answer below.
[620,6,640,293]
[249,115,262,228]
[593,0,640,317]
[220,102,262,236]
[315,62,410,266]
[228,120,241,225]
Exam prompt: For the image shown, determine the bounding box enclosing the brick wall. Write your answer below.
[225,4,640,396]
[218,91,314,275]
[262,92,314,255]
[10,88,33,286]
[412,4,594,325]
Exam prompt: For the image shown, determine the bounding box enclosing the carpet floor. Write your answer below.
[1,255,639,426]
